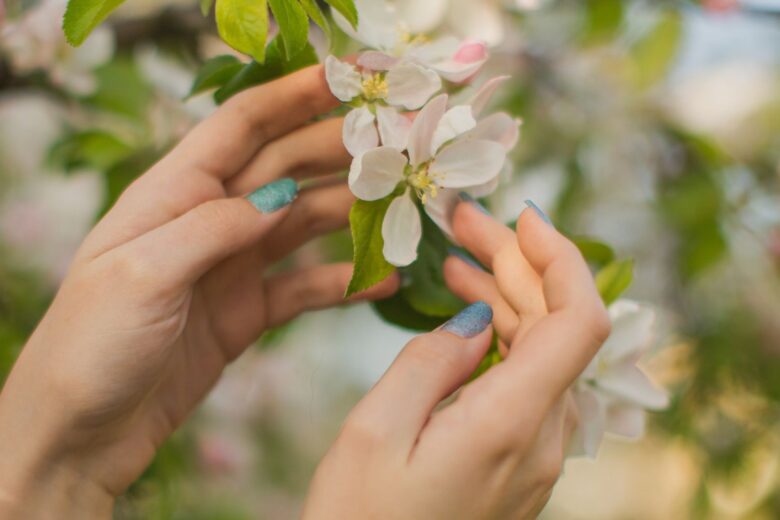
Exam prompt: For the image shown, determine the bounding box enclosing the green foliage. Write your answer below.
[216,0,270,63]
[373,293,448,332]
[85,59,153,120]
[629,10,683,88]
[200,0,214,16]
[346,195,396,298]
[48,130,133,172]
[595,259,634,305]
[582,0,623,43]
[574,237,616,270]
[298,0,331,38]
[62,0,126,45]
[268,0,310,59]
[324,0,358,28]
[188,55,244,98]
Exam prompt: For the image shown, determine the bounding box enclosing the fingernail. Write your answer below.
[247,178,298,213]
[525,199,553,227]
[458,192,491,215]
[448,247,486,272]
[442,301,493,338]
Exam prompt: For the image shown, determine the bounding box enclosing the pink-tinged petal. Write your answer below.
[602,300,656,363]
[343,107,379,157]
[325,56,362,102]
[408,94,449,167]
[386,62,442,110]
[470,76,510,116]
[461,113,520,151]
[357,51,400,71]
[424,189,460,241]
[432,139,506,189]
[409,36,461,65]
[382,193,422,267]
[454,40,488,63]
[598,364,669,410]
[430,58,488,84]
[376,106,412,151]
[605,404,646,439]
[568,388,607,458]
[348,146,407,201]
[431,105,477,153]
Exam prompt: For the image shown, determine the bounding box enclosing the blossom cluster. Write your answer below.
[325,0,519,266]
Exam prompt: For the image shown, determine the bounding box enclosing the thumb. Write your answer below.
[116,178,297,289]
[348,302,494,451]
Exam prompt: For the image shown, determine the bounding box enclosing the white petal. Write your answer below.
[605,404,646,439]
[408,36,460,65]
[465,176,500,198]
[429,58,487,84]
[408,94,448,167]
[461,113,520,151]
[424,189,460,242]
[470,76,510,117]
[348,147,407,201]
[325,56,362,102]
[357,51,399,71]
[376,106,412,151]
[394,0,448,34]
[568,388,606,458]
[431,105,477,153]
[386,62,442,110]
[447,0,506,47]
[343,107,379,157]
[333,0,399,50]
[382,193,422,267]
[432,140,506,189]
[602,300,656,363]
[598,364,670,410]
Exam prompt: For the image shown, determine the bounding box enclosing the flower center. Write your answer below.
[407,164,440,204]
[361,73,388,101]
[399,30,431,46]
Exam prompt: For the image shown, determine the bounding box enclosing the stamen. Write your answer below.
[361,73,388,101]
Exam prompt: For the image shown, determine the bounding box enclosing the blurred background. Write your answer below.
[1,0,779,518]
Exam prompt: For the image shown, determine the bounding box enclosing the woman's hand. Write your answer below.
[0,65,398,517]
[302,201,611,519]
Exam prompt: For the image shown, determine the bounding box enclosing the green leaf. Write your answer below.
[573,237,616,269]
[62,0,126,46]
[188,55,244,97]
[582,0,623,43]
[325,0,358,29]
[214,35,318,104]
[48,130,132,171]
[268,0,309,59]
[298,0,330,37]
[216,0,269,63]
[629,10,683,89]
[595,259,634,306]
[346,196,396,298]
[85,59,152,120]
[373,294,447,332]
[200,0,215,16]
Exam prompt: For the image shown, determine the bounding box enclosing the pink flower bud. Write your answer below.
[454,40,488,64]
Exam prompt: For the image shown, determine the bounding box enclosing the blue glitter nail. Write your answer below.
[448,247,486,272]
[525,199,553,227]
[458,192,491,215]
[247,178,298,213]
[442,301,493,338]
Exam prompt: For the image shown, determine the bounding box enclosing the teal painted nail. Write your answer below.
[442,301,493,338]
[448,247,486,272]
[525,199,553,227]
[247,178,298,213]
[458,192,491,215]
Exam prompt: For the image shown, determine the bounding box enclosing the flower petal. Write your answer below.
[394,0,448,34]
[470,76,510,117]
[348,146,407,201]
[424,189,460,241]
[333,0,399,50]
[431,105,477,153]
[408,94,448,167]
[605,404,646,439]
[357,51,400,71]
[386,62,442,110]
[343,107,379,157]
[602,300,656,363]
[447,0,506,47]
[461,113,521,151]
[382,193,422,267]
[598,364,670,410]
[325,56,362,102]
[568,388,606,458]
[376,106,412,151]
[432,139,506,189]
[429,58,487,84]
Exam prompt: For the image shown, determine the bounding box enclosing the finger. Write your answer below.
[111,180,298,291]
[225,118,350,196]
[260,182,354,264]
[263,264,400,328]
[347,303,493,451]
[452,199,546,319]
[443,255,519,343]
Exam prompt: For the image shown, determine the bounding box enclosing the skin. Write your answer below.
[0,64,611,519]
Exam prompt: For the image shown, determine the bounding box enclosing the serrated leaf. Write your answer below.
[346,196,396,298]
[188,55,244,97]
[298,0,330,37]
[216,0,269,63]
[324,0,358,29]
[62,0,126,46]
[269,0,309,58]
[213,36,318,104]
[201,0,214,16]
[596,259,634,306]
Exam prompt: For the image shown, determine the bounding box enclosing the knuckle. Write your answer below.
[538,451,564,489]
[587,305,612,345]
[341,409,387,448]
[192,200,239,238]
[403,336,462,374]
[107,251,158,287]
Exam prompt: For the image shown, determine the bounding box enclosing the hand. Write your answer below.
[302,202,611,519]
[0,65,398,517]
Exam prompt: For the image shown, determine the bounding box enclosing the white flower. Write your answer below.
[348,93,515,266]
[569,300,669,458]
[325,55,441,156]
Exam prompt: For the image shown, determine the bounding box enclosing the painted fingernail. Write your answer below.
[247,178,298,213]
[448,247,486,272]
[525,199,553,227]
[458,192,491,215]
[442,301,493,338]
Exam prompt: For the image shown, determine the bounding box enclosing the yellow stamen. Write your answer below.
[408,165,440,204]
[361,73,388,101]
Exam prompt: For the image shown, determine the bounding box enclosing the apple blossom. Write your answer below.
[568,300,669,458]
